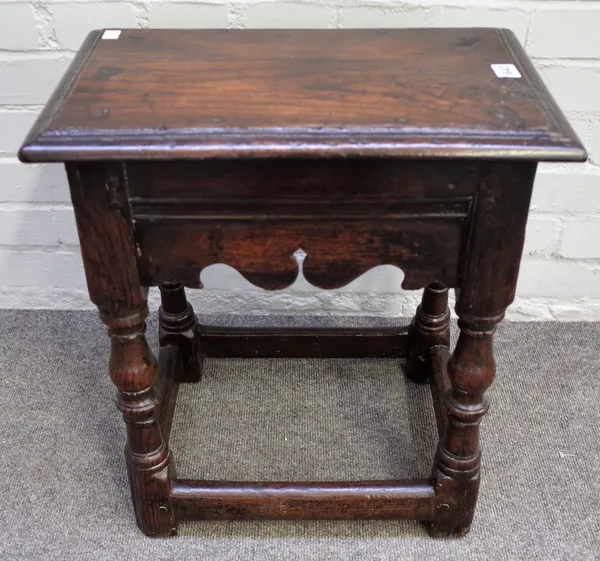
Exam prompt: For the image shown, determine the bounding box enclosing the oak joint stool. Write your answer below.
[19,28,586,537]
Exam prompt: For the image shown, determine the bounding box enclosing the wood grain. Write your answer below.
[196,325,411,358]
[126,159,478,203]
[19,29,586,161]
[171,479,436,521]
[135,218,467,290]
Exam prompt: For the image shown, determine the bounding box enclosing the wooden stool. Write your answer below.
[19,28,586,537]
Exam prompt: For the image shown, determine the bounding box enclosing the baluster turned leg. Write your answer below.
[102,306,176,537]
[159,281,203,383]
[428,312,501,536]
[405,282,451,383]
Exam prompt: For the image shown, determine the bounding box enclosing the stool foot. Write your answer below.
[127,451,178,537]
[426,470,479,537]
[159,281,203,383]
[405,283,450,384]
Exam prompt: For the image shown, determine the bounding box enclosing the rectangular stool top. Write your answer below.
[19,28,586,162]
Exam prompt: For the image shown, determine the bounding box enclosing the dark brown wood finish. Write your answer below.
[429,161,540,536]
[66,161,176,536]
[159,281,203,383]
[170,480,436,521]
[430,346,452,438]
[197,325,411,359]
[405,283,451,384]
[137,217,467,290]
[20,29,584,161]
[19,28,586,537]
[155,345,181,442]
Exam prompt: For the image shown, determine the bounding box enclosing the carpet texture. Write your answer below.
[0,310,598,561]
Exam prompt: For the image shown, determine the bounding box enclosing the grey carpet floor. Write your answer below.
[0,310,599,561]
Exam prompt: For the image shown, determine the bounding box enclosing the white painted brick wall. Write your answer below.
[0,0,599,321]
[341,6,431,28]
[0,111,38,153]
[440,6,529,43]
[537,64,600,113]
[0,208,58,246]
[0,163,70,202]
[529,8,600,59]
[1,57,73,104]
[52,2,138,50]
[0,3,39,50]
[244,3,334,28]
[531,169,600,214]
[148,3,229,28]
[560,220,600,259]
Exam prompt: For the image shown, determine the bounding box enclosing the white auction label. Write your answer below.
[491,64,521,78]
[102,30,122,40]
